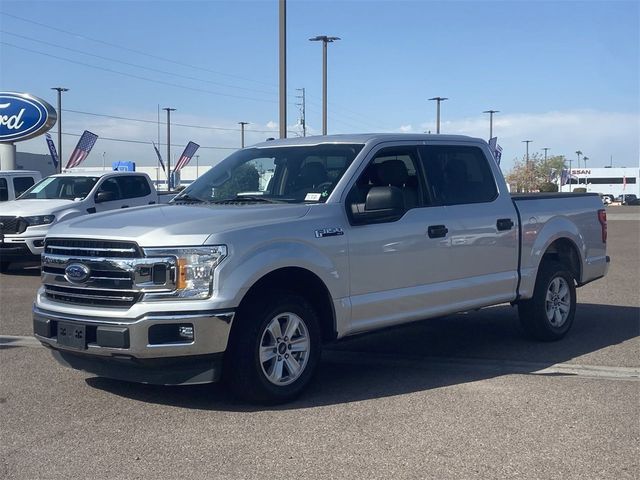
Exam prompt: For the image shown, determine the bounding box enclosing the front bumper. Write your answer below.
[0,236,43,261]
[33,306,234,385]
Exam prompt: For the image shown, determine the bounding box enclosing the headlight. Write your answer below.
[142,246,227,300]
[24,215,55,226]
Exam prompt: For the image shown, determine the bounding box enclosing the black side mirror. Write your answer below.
[95,191,116,203]
[351,186,405,224]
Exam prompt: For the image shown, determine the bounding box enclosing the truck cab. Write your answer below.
[0,170,42,202]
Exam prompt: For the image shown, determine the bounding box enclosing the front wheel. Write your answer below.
[518,261,576,341]
[225,293,321,404]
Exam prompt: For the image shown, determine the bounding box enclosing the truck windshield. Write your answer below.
[19,176,99,200]
[174,144,364,204]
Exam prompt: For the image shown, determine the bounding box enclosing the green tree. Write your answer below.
[506,154,567,192]
[213,163,260,200]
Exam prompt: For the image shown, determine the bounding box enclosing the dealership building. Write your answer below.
[561,167,639,197]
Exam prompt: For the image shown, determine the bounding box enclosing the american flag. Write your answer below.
[65,130,98,169]
[174,141,200,171]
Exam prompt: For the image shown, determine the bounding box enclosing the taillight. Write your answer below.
[597,209,607,243]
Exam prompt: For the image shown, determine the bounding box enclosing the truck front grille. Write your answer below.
[42,238,172,308]
[0,216,27,234]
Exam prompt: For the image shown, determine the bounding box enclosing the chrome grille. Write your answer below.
[0,216,27,234]
[42,238,175,307]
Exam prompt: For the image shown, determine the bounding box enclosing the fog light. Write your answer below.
[34,239,44,247]
[178,326,194,340]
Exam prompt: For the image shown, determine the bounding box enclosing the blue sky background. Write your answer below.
[1,0,638,171]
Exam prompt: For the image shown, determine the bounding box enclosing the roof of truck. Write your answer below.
[49,171,149,178]
[252,133,486,148]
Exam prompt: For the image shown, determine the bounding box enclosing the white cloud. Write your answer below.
[398,124,413,133]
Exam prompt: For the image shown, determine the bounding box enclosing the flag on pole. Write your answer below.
[44,133,59,169]
[174,141,200,171]
[65,130,98,169]
[488,137,503,165]
[152,141,166,172]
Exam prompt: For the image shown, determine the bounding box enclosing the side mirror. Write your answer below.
[95,191,116,203]
[351,186,405,224]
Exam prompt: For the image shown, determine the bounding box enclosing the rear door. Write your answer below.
[417,142,519,307]
[117,175,156,207]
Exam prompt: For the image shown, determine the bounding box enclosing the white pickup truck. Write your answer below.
[0,171,159,271]
[33,134,609,403]
[0,170,42,202]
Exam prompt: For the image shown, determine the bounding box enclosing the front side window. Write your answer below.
[97,178,122,201]
[174,144,363,204]
[418,145,498,205]
[115,176,151,199]
[19,176,99,200]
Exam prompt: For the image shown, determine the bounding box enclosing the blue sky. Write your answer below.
[1,0,638,171]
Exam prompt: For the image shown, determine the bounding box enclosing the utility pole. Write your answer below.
[575,150,582,187]
[296,88,307,137]
[195,154,200,178]
[542,147,550,162]
[522,140,533,192]
[309,35,341,135]
[279,0,287,139]
[163,107,176,189]
[582,156,589,186]
[238,122,249,148]
[429,97,448,134]
[51,87,68,173]
[483,109,499,139]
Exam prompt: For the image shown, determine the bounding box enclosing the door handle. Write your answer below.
[121,205,129,209]
[427,225,448,238]
[497,218,514,231]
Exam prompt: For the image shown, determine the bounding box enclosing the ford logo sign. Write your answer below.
[65,263,91,284]
[0,92,57,143]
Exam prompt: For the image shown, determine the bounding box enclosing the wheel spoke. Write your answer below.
[558,283,569,300]
[269,358,284,382]
[283,315,300,340]
[546,290,554,303]
[260,345,276,363]
[284,355,301,377]
[289,337,308,353]
[558,301,570,313]
[553,308,563,326]
[267,318,283,340]
[550,278,560,294]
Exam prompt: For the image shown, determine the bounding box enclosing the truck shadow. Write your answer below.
[0,262,41,276]
[86,303,639,411]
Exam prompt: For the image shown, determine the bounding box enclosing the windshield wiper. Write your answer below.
[210,195,285,204]
[172,194,205,203]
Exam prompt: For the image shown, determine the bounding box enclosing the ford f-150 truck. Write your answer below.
[0,171,159,271]
[32,134,609,403]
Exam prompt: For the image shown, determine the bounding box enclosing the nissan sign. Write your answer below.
[0,92,57,143]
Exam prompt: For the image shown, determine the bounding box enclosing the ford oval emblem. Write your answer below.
[0,92,57,143]
[65,263,91,284]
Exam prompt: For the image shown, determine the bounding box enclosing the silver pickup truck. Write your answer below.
[33,134,609,403]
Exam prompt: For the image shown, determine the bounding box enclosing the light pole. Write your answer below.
[163,107,176,189]
[238,121,249,148]
[309,35,341,135]
[522,140,533,192]
[483,109,499,139]
[542,147,550,162]
[279,0,287,139]
[195,154,200,178]
[51,87,68,173]
[429,97,448,134]
[582,156,589,186]
[575,150,582,188]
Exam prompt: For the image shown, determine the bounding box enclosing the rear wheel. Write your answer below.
[225,293,321,404]
[518,260,576,341]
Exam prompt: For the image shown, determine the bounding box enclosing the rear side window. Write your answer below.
[116,176,152,199]
[0,178,7,201]
[418,146,498,205]
[13,176,36,198]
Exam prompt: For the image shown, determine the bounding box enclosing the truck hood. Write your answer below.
[46,203,311,247]
[0,199,79,216]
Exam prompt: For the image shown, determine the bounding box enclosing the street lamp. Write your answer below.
[522,140,533,192]
[575,150,582,188]
[542,147,550,162]
[163,107,176,189]
[429,97,448,134]
[483,109,499,139]
[238,121,249,148]
[51,87,69,173]
[582,156,589,186]
[309,35,341,135]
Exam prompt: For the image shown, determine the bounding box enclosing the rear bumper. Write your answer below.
[33,306,234,385]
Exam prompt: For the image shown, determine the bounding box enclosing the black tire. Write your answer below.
[518,260,576,341]
[0,261,10,273]
[225,292,321,404]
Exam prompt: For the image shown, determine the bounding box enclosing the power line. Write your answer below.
[1,30,282,98]
[1,41,290,105]
[1,12,278,89]
[61,131,237,150]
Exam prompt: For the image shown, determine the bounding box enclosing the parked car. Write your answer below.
[33,134,609,403]
[0,170,42,202]
[615,194,638,205]
[0,171,159,271]
[599,193,615,205]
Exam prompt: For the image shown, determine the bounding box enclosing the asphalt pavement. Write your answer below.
[1,208,638,479]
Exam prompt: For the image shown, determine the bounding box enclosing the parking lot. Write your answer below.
[1,208,638,480]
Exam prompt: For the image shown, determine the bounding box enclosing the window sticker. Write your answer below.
[305,193,322,201]
[30,177,55,193]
